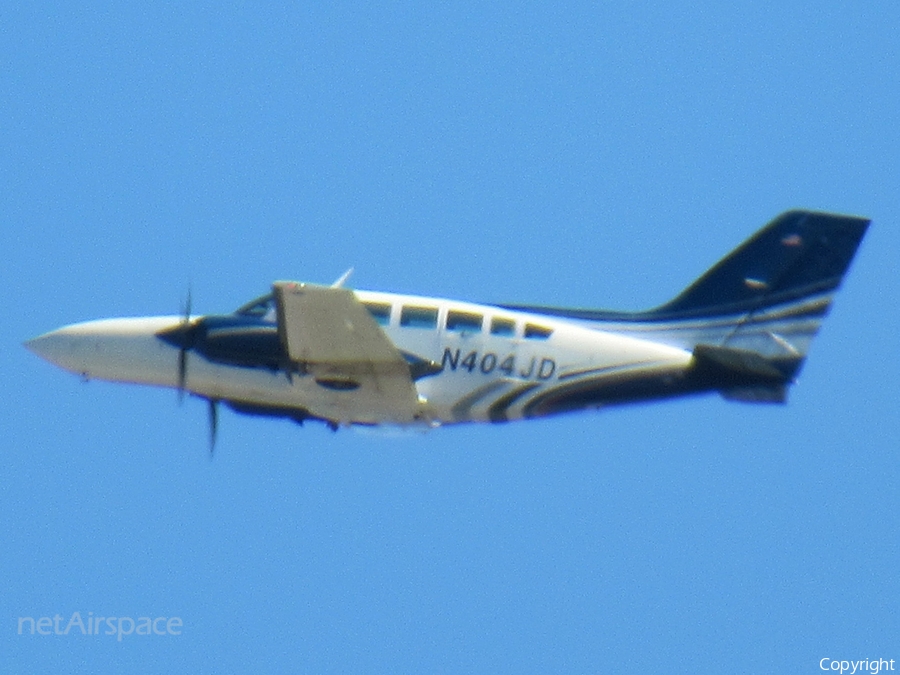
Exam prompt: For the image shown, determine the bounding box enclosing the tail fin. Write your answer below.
[650,210,870,320]
[498,209,869,403]
[657,210,870,401]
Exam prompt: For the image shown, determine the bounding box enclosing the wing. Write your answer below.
[272,281,424,424]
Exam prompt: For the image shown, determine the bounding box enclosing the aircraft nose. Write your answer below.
[24,329,75,369]
[25,317,185,386]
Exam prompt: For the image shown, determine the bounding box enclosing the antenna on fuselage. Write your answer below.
[331,268,354,288]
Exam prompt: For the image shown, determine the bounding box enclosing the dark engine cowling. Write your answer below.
[157,315,283,370]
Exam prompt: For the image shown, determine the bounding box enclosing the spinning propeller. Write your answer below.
[156,290,219,457]
[207,398,218,457]
[176,289,193,402]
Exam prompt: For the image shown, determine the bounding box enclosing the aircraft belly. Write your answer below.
[179,330,693,426]
[184,362,424,426]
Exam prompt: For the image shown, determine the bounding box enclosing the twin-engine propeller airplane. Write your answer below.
[26,210,869,450]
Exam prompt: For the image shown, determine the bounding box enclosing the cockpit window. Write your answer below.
[446,310,483,333]
[235,293,276,319]
[400,306,438,329]
[524,323,553,340]
[363,301,392,326]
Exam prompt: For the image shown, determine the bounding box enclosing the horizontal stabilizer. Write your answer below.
[692,344,787,381]
[721,385,787,404]
[692,344,793,404]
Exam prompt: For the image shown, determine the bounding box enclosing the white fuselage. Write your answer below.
[26,289,693,427]
[25,211,870,431]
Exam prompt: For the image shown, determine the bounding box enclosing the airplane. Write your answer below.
[25,210,869,449]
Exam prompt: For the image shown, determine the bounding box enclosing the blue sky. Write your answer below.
[3,1,898,672]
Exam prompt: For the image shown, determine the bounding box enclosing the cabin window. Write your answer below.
[446,310,483,333]
[400,305,438,329]
[363,302,392,326]
[490,317,516,337]
[524,323,553,340]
